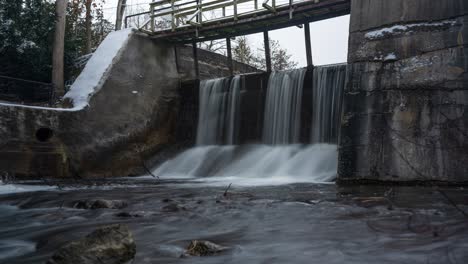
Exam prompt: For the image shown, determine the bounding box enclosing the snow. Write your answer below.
[64,28,134,110]
[383,53,397,61]
[16,40,37,53]
[365,20,457,39]
[0,28,134,112]
[0,181,57,195]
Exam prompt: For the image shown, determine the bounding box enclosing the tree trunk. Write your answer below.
[52,0,67,97]
[115,0,127,30]
[84,0,92,54]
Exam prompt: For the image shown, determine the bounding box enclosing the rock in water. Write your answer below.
[73,199,127,209]
[47,224,136,264]
[186,240,228,256]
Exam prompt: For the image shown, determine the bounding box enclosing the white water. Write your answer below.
[0,181,56,195]
[153,67,345,185]
[263,69,306,145]
[311,64,346,143]
[196,76,242,145]
[154,144,337,185]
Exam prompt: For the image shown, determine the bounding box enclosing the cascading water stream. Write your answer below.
[311,64,346,143]
[263,69,306,145]
[196,76,241,145]
[153,66,346,185]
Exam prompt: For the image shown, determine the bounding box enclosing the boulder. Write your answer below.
[73,199,127,210]
[186,240,228,256]
[47,224,136,264]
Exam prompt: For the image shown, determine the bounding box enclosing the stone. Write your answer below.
[46,224,136,264]
[115,212,142,218]
[161,203,185,212]
[185,240,228,256]
[73,199,127,210]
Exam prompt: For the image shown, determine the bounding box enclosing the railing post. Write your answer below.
[304,23,313,67]
[234,0,238,20]
[226,37,234,76]
[198,0,203,25]
[222,6,226,17]
[264,31,272,72]
[171,0,176,31]
[254,0,258,9]
[150,4,155,32]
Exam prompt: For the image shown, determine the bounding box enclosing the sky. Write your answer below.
[102,0,349,66]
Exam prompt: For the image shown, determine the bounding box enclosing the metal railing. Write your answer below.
[126,0,320,34]
[0,75,55,105]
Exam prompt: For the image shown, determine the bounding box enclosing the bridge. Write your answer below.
[126,0,350,74]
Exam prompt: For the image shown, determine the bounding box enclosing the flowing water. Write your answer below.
[1,66,467,263]
[311,64,346,143]
[155,66,346,184]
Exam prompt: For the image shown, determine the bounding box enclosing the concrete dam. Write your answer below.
[2,0,468,263]
[0,0,467,185]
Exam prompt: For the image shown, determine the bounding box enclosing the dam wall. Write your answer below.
[0,30,257,179]
[338,0,468,183]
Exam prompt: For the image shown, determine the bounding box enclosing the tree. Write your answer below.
[232,36,297,71]
[84,0,92,54]
[269,40,298,71]
[233,36,254,65]
[0,0,56,82]
[52,0,68,96]
[115,0,127,30]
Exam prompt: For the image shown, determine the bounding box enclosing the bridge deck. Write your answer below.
[134,0,350,43]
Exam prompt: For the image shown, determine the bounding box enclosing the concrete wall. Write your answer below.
[0,31,258,179]
[338,0,468,183]
[176,45,260,80]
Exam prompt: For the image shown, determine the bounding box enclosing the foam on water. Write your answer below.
[0,182,57,195]
[154,144,337,186]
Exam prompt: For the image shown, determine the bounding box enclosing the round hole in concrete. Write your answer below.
[35,128,54,142]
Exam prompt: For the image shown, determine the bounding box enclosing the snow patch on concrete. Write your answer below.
[365,20,457,40]
[384,53,397,61]
[64,28,133,110]
[0,29,134,112]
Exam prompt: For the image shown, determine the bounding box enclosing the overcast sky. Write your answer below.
[102,0,349,66]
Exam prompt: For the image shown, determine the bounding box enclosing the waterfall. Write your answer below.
[196,76,241,145]
[226,76,241,145]
[311,64,346,143]
[263,69,306,145]
[153,66,346,185]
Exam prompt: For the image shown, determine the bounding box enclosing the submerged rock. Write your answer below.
[73,199,127,210]
[185,240,228,256]
[161,203,186,212]
[47,224,136,264]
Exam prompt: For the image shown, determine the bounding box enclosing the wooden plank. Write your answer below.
[304,22,313,67]
[151,0,348,34]
[152,1,349,42]
[264,31,272,72]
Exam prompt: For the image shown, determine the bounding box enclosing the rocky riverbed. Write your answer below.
[0,179,467,263]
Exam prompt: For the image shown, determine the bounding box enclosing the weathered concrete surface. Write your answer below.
[176,45,260,80]
[0,31,258,179]
[0,32,180,178]
[338,0,468,183]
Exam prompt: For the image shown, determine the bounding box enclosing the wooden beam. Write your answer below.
[192,42,200,79]
[226,37,234,76]
[304,22,313,67]
[264,31,272,72]
[150,0,350,43]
